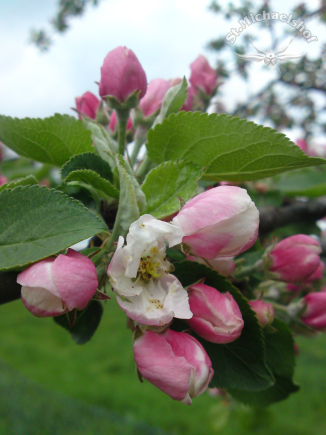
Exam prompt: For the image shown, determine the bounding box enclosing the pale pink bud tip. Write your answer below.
[187,283,244,344]
[301,292,326,331]
[75,91,100,120]
[133,329,214,405]
[17,249,98,317]
[189,55,217,95]
[248,300,275,328]
[99,46,147,103]
[172,186,259,260]
[267,235,322,283]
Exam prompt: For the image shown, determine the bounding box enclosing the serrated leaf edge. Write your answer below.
[0,184,108,271]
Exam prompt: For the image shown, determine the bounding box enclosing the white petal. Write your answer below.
[21,286,66,316]
[117,274,192,325]
[126,215,184,260]
[162,275,193,320]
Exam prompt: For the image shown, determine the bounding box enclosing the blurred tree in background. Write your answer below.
[207,1,326,145]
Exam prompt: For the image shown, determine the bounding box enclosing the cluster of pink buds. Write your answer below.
[74,46,217,135]
[264,235,322,283]
[260,234,326,334]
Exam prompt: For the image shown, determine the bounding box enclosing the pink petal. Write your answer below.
[52,250,98,310]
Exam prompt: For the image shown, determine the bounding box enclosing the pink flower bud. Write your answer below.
[248,300,274,328]
[75,91,100,120]
[17,249,98,317]
[0,175,8,186]
[138,78,172,117]
[300,292,326,331]
[189,55,217,95]
[172,186,259,260]
[187,283,244,344]
[267,235,322,283]
[109,110,133,132]
[99,46,147,103]
[296,139,308,153]
[133,329,214,405]
[181,86,196,111]
[286,283,302,293]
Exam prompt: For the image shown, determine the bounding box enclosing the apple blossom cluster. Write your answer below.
[106,185,259,403]
[8,44,326,410]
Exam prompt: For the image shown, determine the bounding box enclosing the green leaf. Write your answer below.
[248,190,282,208]
[0,158,52,181]
[0,185,107,271]
[229,319,299,407]
[152,77,188,126]
[114,153,146,213]
[80,247,101,257]
[61,152,114,182]
[0,114,94,167]
[141,160,203,219]
[0,175,38,193]
[173,261,274,391]
[272,166,326,198]
[53,300,103,345]
[114,155,140,235]
[272,221,321,238]
[61,152,119,199]
[82,118,117,170]
[146,112,326,182]
[64,170,119,199]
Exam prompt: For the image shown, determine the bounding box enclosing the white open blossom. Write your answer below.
[107,214,192,326]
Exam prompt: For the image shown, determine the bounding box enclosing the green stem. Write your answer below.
[130,126,147,167]
[268,301,288,313]
[116,108,130,156]
[136,154,152,181]
[104,217,122,254]
[233,259,264,280]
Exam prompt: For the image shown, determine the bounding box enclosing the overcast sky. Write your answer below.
[0,0,323,143]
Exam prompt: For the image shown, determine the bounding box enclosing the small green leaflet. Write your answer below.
[0,175,38,193]
[152,77,188,127]
[142,160,203,219]
[54,301,103,345]
[61,153,119,199]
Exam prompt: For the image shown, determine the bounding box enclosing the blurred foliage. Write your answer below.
[208,1,326,140]
[30,0,100,51]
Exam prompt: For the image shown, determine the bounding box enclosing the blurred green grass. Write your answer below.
[0,298,326,435]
